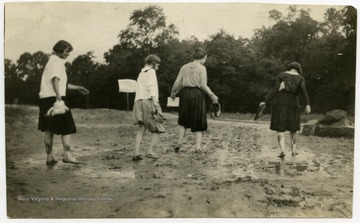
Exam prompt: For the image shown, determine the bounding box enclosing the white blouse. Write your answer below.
[134,67,159,102]
[39,54,68,98]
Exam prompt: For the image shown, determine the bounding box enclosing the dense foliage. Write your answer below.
[4,5,356,114]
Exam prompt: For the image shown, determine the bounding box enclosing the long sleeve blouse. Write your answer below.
[265,71,310,106]
[171,61,217,101]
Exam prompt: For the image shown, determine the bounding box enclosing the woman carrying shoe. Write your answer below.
[170,47,218,152]
[260,62,311,158]
[38,40,89,166]
[132,54,164,161]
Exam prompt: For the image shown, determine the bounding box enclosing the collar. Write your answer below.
[286,71,299,75]
[142,67,153,73]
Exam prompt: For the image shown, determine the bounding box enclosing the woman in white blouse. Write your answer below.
[132,54,164,161]
[38,40,89,166]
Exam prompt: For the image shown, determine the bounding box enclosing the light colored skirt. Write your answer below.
[133,99,165,133]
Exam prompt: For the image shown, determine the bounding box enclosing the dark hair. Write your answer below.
[192,47,207,59]
[287,62,303,76]
[53,40,73,54]
[145,54,161,65]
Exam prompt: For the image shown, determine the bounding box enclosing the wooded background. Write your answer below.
[4,5,356,115]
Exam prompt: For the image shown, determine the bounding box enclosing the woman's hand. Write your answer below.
[78,87,89,95]
[152,99,161,110]
[56,96,62,101]
[305,105,311,114]
[211,95,219,104]
[278,82,285,91]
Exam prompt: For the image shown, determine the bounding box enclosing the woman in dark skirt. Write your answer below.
[38,97,77,135]
[38,40,89,166]
[260,62,311,158]
[170,47,218,152]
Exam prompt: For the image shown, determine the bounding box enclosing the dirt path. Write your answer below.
[5,106,354,218]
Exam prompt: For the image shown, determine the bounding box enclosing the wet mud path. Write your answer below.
[6,106,354,218]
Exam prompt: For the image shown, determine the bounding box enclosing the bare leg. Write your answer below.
[277,132,285,157]
[177,125,186,147]
[174,126,186,152]
[134,124,145,156]
[290,131,297,155]
[147,133,160,156]
[44,131,54,162]
[195,131,202,151]
[147,133,160,154]
[61,134,81,163]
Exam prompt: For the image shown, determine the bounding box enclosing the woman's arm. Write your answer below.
[146,70,160,109]
[299,79,310,105]
[52,77,62,101]
[146,70,158,97]
[199,67,218,103]
[300,78,311,114]
[264,77,281,105]
[68,83,89,95]
[170,67,184,99]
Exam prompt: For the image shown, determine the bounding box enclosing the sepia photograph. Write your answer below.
[1,0,359,222]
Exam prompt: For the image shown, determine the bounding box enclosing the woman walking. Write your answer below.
[260,62,311,158]
[38,40,89,165]
[132,54,164,161]
[170,47,218,152]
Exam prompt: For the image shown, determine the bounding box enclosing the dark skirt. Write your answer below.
[38,97,77,135]
[178,87,207,132]
[270,103,300,132]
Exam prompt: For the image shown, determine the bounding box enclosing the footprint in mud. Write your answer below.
[109,164,122,170]
[263,160,315,176]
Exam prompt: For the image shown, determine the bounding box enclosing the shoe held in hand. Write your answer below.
[210,102,221,118]
[254,103,266,120]
[46,100,69,117]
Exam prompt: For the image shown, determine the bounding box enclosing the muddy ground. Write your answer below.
[5,105,355,219]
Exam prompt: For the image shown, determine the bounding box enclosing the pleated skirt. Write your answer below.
[270,103,300,132]
[178,87,207,132]
[133,99,165,133]
[38,97,77,135]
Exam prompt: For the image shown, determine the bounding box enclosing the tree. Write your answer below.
[4,59,22,104]
[204,30,265,112]
[337,6,356,114]
[306,6,356,113]
[15,51,49,104]
[250,5,357,113]
[104,5,181,110]
[118,5,179,51]
[5,5,354,115]
[253,6,320,63]
[67,52,100,108]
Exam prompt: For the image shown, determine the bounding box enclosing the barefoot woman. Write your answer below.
[260,62,311,158]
